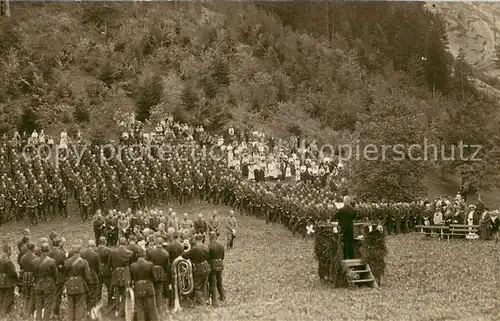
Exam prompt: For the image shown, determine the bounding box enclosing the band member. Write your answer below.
[33,242,58,321]
[146,237,170,314]
[109,237,133,317]
[130,249,159,321]
[81,240,101,311]
[226,210,237,250]
[332,196,356,259]
[208,232,225,307]
[126,235,142,264]
[166,232,183,308]
[47,238,66,319]
[181,234,210,306]
[0,243,18,314]
[95,237,112,308]
[19,242,36,317]
[65,244,92,321]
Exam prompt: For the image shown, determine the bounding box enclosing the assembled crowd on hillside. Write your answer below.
[1,115,499,238]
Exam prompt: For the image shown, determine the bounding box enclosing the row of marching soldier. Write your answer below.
[0,226,226,321]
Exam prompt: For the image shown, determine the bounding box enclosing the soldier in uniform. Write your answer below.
[167,212,179,232]
[181,234,210,306]
[226,210,237,250]
[19,242,36,317]
[95,237,112,308]
[194,213,208,243]
[165,232,183,308]
[109,237,133,317]
[26,193,38,225]
[146,237,169,314]
[32,242,58,321]
[81,240,101,312]
[126,235,142,264]
[80,190,92,222]
[208,211,221,237]
[130,249,159,321]
[207,232,225,307]
[58,187,68,218]
[65,244,92,321]
[47,238,66,320]
[0,243,18,314]
[93,213,105,244]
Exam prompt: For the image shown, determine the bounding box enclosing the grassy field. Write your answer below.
[2,202,500,321]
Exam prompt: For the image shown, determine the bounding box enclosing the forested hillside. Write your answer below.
[0,2,499,200]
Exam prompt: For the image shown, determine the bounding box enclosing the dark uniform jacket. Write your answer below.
[0,256,18,288]
[194,219,208,234]
[166,241,183,265]
[208,241,225,272]
[95,245,112,277]
[48,247,66,285]
[19,250,37,285]
[81,249,101,284]
[130,259,155,298]
[182,244,209,276]
[109,246,133,287]
[126,243,142,264]
[33,253,58,291]
[146,246,170,282]
[64,255,92,295]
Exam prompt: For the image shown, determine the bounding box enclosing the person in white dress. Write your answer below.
[59,130,68,149]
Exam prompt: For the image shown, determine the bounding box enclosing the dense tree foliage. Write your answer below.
[1,2,499,199]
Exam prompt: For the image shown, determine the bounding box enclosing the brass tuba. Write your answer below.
[172,256,194,312]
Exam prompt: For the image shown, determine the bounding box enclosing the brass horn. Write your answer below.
[172,256,194,312]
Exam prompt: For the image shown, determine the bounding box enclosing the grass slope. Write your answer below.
[2,202,499,321]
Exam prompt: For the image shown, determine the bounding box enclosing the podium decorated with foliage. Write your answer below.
[314,222,387,288]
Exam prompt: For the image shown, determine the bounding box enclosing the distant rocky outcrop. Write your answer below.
[427,2,500,76]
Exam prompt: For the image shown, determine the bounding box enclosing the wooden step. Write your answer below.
[342,259,364,267]
[350,269,370,273]
[349,278,375,283]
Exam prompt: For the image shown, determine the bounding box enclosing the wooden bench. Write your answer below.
[449,224,480,240]
[415,225,450,239]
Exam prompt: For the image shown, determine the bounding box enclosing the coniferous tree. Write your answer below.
[135,75,163,122]
[424,16,452,95]
[212,58,230,87]
[452,47,475,100]
[18,107,39,134]
[181,83,199,110]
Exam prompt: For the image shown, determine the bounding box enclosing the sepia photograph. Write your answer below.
[0,1,499,320]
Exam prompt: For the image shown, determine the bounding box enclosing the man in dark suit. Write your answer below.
[95,237,112,308]
[146,237,169,314]
[47,238,66,319]
[332,196,357,259]
[109,237,133,317]
[208,232,225,307]
[81,240,101,312]
[131,249,159,321]
[33,242,58,321]
[64,244,92,321]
